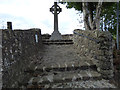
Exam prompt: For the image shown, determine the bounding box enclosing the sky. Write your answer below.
[0,0,84,34]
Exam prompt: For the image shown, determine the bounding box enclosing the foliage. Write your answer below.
[60,2,120,36]
[101,2,120,37]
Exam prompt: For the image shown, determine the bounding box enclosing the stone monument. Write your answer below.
[49,2,62,40]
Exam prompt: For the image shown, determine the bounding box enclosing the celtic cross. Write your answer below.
[49,2,62,40]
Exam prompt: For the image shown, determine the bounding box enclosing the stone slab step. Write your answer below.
[35,65,96,73]
[36,60,96,71]
[24,60,97,74]
[28,70,102,85]
[42,40,73,45]
[43,42,74,45]
[42,40,73,42]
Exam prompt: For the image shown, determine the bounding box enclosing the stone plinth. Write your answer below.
[50,30,62,40]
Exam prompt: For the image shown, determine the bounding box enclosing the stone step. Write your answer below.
[43,42,74,45]
[24,60,97,74]
[42,40,74,45]
[35,65,96,73]
[42,40,73,42]
[27,70,102,86]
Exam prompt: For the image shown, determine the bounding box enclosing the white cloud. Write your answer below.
[0,0,83,34]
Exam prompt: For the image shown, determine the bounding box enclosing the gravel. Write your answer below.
[43,79,117,88]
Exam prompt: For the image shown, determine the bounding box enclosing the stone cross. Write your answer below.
[49,2,62,40]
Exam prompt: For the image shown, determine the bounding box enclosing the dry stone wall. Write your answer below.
[73,29,114,79]
[0,30,2,89]
[1,28,42,88]
[62,34,73,40]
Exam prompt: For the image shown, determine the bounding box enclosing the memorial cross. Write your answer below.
[50,2,62,40]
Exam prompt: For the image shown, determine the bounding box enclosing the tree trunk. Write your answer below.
[88,3,96,30]
[82,1,103,30]
[89,8,94,29]
[82,2,91,30]
[95,0,103,30]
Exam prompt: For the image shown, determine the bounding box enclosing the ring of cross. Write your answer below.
[50,5,62,14]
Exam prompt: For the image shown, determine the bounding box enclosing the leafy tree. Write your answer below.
[60,1,116,31]
[101,2,120,37]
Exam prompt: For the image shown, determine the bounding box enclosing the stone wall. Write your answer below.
[1,28,42,88]
[73,29,114,79]
[62,34,73,40]
[0,30,2,89]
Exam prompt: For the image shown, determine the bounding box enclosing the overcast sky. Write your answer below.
[0,0,84,34]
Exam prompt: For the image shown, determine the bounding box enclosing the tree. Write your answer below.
[101,2,120,37]
[60,1,115,31]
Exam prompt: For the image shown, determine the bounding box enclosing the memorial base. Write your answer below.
[50,30,62,40]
